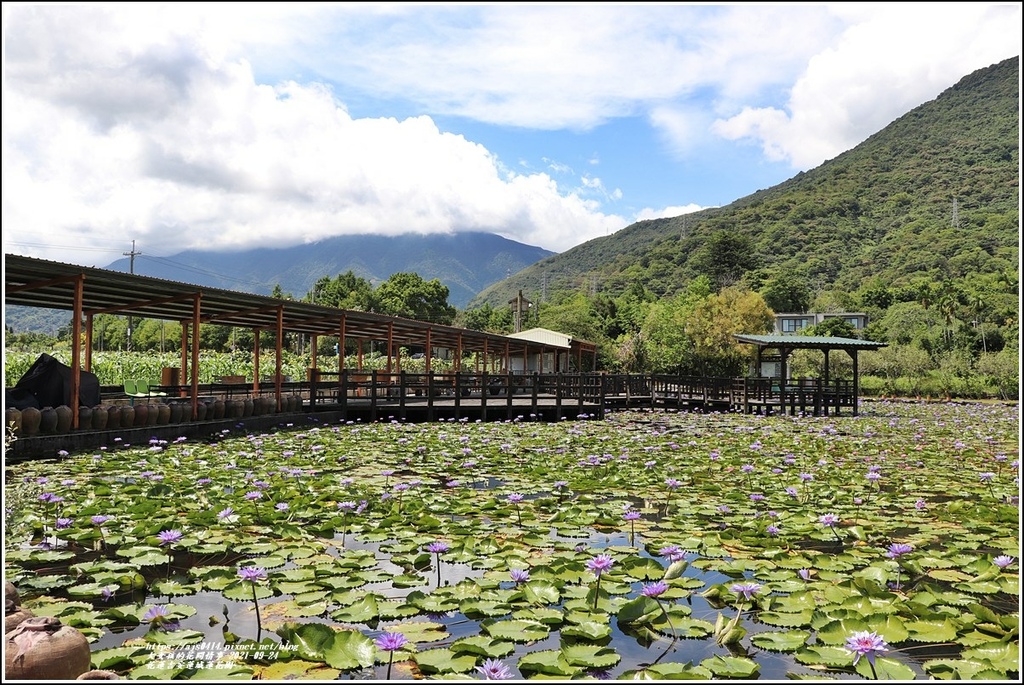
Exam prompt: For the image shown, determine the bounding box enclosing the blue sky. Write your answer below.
[2,3,1020,267]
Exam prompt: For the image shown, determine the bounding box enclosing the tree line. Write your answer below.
[5,262,1017,401]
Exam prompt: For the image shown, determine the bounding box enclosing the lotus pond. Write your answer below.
[3,400,1019,681]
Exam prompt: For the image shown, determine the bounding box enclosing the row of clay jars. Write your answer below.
[7,396,305,438]
[5,581,118,680]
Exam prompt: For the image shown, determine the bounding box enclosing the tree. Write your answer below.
[312,271,377,311]
[688,232,759,288]
[683,286,774,376]
[760,273,812,313]
[374,272,456,324]
[458,303,513,333]
[806,317,856,338]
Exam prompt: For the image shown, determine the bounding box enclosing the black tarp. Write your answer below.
[7,353,101,410]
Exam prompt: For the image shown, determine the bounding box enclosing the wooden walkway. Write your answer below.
[7,372,858,460]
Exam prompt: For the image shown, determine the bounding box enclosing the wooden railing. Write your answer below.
[126,372,858,418]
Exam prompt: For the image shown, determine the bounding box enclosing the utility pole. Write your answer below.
[123,240,142,351]
[509,290,532,333]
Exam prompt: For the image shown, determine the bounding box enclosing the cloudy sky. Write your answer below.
[2,3,1020,268]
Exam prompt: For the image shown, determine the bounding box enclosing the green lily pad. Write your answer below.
[750,630,812,652]
[482,618,550,642]
[414,648,478,674]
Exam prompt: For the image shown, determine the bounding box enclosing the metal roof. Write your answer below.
[507,327,572,349]
[733,334,888,351]
[3,254,544,354]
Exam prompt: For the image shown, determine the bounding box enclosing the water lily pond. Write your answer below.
[4,400,1019,681]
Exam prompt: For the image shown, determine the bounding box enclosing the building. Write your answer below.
[773,312,869,335]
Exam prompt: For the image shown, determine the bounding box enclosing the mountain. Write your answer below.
[470,56,1020,309]
[100,232,554,310]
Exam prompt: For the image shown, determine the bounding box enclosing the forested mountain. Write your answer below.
[4,232,554,334]
[471,56,1019,310]
[102,231,553,310]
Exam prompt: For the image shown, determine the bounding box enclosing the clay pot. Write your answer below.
[5,616,91,680]
[20,407,42,437]
[156,404,171,424]
[212,400,226,420]
[146,404,160,426]
[55,405,74,433]
[78,405,93,430]
[39,407,59,434]
[91,405,108,431]
[6,606,35,634]
[105,405,122,430]
[168,403,184,424]
[5,407,22,437]
[132,404,149,427]
[119,405,135,429]
[242,399,254,417]
[225,399,242,419]
[194,402,207,421]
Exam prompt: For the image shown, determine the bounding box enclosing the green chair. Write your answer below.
[147,379,168,398]
[123,379,149,405]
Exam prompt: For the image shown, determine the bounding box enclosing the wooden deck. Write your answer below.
[7,372,859,460]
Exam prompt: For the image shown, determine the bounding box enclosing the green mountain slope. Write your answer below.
[471,56,1019,308]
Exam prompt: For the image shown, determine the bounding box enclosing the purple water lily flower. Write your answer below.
[845,630,889,672]
[375,630,408,651]
[819,513,840,527]
[476,658,515,680]
[586,553,614,576]
[510,568,531,585]
[730,582,762,602]
[993,555,1015,569]
[157,529,184,546]
[238,566,267,583]
[640,580,668,598]
[91,515,111,526]
[426,541,450,555]
[142,604,170,623]
[885,542,914,559]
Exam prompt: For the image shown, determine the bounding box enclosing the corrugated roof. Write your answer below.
[2,254,571,356]
[506,327,572,349]
[733,334,888,350]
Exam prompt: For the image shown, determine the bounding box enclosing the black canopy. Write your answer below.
[8,353,101,410]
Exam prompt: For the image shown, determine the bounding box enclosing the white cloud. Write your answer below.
[2,2,1019,267]
[634,204,709,222]
[710,4,1021,169]
[2,5,622,260]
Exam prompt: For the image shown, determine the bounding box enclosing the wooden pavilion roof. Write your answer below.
[3,254,540,355]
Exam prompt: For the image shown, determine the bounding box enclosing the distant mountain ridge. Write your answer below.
[101,232,554,310]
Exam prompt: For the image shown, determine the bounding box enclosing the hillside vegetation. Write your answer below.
[472,57,1018,308]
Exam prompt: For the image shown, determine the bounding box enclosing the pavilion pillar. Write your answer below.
[848,349,860,416]
[190,294,201,420]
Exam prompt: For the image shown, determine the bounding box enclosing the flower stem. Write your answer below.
[251,583,262,641]
[656,599,676,640]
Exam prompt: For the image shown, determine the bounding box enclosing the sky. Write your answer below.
[2,3,1021,270]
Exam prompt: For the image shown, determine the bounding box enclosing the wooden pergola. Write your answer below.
[3,254,593,426]
[732,333,888,415]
